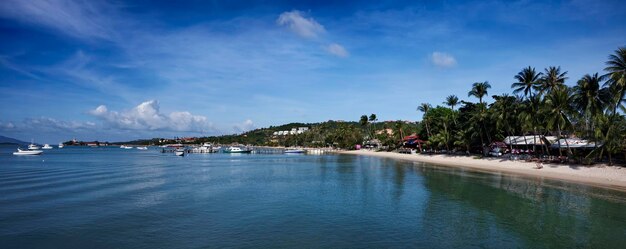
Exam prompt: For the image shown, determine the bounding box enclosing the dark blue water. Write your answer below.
[1,145,625,248]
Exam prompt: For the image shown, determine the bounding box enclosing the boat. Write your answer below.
[136,146,148,150]
[223,146,252,153]
[285,148,305,154]
[58,143,64,148]
[175,148,185,156]
[42,144,53,149]
[120,145,133,149]
[28,143,40,150]
[13,148,43,155]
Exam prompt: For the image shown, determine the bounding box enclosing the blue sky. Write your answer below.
[0,0,624,143]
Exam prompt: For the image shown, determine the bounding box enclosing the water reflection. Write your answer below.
[419,164,626,248]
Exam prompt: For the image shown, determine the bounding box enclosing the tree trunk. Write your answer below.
[557,123,563,157]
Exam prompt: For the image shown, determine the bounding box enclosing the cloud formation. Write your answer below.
[233,119,255,133]
[326,43,349,58]
[0,0,118,41]
[430,52,457,67]
[277,10,325,38]
[89,100,214,132]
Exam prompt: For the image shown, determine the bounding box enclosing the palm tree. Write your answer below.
[444,95,459,110]
[600,47,626,164]
[539,66,568,95]
[543,87,575,157]
[572,73,608,140]
[604,47,626,116]
[468,81,491,104]
[417,103,433,139]
[512,66,542,99]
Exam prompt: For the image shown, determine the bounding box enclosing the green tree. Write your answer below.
[539,66,568,95]
[543,87,576,156]
[468,81,491,104]
[512,66,542,99]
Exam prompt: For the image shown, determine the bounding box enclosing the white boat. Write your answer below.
[58,143,64,148]
[223,146,252,153]
[285,148,305,154]
[136,146,148,150]
[175,148,185,156]
[42,144,53,149]
[13,148,43,155]
[120,145,133,149]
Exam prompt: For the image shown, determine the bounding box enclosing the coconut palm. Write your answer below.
[444,95,459,110]
[539,66,568,95]
[468,81,491,104]
[572,73,609,140]
[543,87,576,156]
[417,103,433,139]
[512,66,542,99]
[604,47,626,116]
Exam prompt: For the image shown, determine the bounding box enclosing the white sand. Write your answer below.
[340,150,626,191]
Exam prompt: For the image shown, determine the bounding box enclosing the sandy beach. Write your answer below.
[340,150,626,191]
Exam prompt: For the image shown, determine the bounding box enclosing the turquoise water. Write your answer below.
[0,145,625,248]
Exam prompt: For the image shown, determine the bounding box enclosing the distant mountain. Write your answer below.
[0,135,29,145]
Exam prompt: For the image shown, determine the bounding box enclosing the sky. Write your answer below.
[0,0,625,143]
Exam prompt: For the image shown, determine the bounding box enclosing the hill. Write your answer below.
[0,135,29,145]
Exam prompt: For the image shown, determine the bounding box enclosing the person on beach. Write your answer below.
[535,161,543,169]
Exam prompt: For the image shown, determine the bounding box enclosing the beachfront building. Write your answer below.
[504,135,558,154]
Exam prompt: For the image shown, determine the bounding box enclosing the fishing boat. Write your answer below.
[42,144,53,149]
[13,148,43,155]
[58,143,64,148]
[175,148,185,156]
[223,146,252,153]
[285,148,305,154]
[136,146,148,150]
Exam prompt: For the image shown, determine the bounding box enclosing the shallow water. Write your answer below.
[0,145,625,248]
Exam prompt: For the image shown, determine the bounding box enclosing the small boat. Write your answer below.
[175,148,185,156]
[42,144,53,149]
[13,148,43,155]
[120,145,133,149]
[58,143,64,148]
[136,146,148,150]
[285,148,305,154]
[223,146,252,153]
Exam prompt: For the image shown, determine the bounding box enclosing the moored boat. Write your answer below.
[13,148,43,155]
[285,148,305,154]
[137,146,148,150]
[223,146,252,153]
[120,145,133,149]
[42,144,53,149]
[175,148,185,156]
[58,143,64,148]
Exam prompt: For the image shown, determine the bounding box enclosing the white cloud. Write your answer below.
[277,10,325,38]
[430,52,457,67]
[326,43,349,57]
[233,119,255,133]
[89,100,214,132]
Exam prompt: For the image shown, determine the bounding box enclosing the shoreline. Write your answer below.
[339,150,626,192]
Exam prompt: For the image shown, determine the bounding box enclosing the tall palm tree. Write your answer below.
[539,66,568,95]
[543,87,575,157]
[604,47,626,116]
[599,47,626,164]
[417,103,433,139]
[444,95,459,110]
[468,81,491,104]
[572,73,608,140]
[512,66,542,99]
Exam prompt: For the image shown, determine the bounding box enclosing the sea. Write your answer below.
[1,145,625,248]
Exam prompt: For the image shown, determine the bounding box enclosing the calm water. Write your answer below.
[0,145,625,248]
